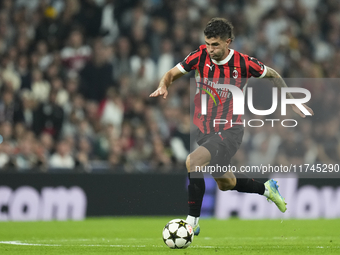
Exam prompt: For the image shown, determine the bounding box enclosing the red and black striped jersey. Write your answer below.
[176,44,267,134]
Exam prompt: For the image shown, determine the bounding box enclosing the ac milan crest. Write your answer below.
[233,69,238,78]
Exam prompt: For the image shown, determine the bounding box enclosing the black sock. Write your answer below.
[188,172,205,217]
[231,173,265,195]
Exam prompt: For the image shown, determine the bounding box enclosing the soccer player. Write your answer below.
[150,18,314,235]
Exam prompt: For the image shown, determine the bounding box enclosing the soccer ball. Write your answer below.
[162,219,194,249]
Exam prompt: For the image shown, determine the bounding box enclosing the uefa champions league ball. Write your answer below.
[162,219,194,249]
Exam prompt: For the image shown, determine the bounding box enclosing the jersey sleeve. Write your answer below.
[247,56,267,78]
[176,49,200,74]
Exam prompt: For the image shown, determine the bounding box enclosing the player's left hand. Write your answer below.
[291,103,314,118]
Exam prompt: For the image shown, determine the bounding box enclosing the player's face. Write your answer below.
[205,36,231,61]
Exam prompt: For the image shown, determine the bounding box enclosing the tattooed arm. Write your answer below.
[264,67,314,118]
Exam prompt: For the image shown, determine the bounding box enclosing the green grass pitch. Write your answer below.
[0,217,340,254]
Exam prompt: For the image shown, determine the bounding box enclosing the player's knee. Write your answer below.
[217,178,236,191]
[185,154,201,173]
[217,183,230,191]
[185,155,191,172]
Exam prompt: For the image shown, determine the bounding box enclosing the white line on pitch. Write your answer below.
[0,241,60,246]
[1,241,338,249]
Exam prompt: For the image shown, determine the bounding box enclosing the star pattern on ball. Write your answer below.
[178,220,186,228]
[183,230,193,244]
[163,220,194,249]
[169,229,180,243]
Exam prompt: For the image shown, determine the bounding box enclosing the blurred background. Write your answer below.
[0,0,340,220]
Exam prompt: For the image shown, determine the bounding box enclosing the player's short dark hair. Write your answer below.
[204,18,235,41]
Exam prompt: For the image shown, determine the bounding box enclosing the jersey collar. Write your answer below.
[211,49,234,65]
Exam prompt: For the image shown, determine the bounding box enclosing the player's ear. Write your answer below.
[226,38,232,45]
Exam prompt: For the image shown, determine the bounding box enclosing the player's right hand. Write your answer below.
[149,85,168,99]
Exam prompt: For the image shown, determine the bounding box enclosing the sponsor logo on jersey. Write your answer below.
[206,64,213,71]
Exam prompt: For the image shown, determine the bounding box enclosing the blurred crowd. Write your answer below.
[0,0,339,172]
